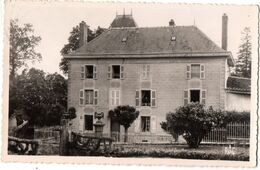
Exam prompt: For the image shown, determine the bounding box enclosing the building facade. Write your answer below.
[65,13,235,138]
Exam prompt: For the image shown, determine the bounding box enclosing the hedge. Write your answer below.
[224,111,250,123]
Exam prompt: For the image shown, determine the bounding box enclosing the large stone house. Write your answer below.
[65,13,236,140]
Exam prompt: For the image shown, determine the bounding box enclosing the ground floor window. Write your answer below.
[84,115,93,131]
[141,116,150,132]
[190,90,200,103]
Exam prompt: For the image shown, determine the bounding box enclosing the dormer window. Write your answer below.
[171,36,176,41]
[122,37,127,42]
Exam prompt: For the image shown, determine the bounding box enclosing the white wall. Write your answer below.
[225,92,250,112]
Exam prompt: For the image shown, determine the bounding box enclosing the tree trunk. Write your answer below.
[124,128,128,143]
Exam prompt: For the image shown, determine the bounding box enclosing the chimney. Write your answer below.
[169,19,175,27]
[222,13,228,50]
[79,21,88,47]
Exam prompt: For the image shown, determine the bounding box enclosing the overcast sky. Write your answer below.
[7,1,258,75]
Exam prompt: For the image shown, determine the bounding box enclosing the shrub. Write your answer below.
[160,103,225,148]
[223,111,250,124]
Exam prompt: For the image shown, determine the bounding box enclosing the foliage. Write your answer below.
[9,68,67,126]
[108,105,139,142]
[160,103,225,148]
[9,19,42,80]
[233,27,252,78]
[60,25,106,75]
[223,111,250,124]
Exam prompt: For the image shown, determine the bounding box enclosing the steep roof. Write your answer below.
[110,14,137,28]
[74,26,226,55]
[226,76,251,94]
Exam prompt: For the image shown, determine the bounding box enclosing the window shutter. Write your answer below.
[200,64,205,79]
[81,65,85,79]
[79,89,84,106]
[135,90,140,107]
[184,90,189,105]
[151,90,156,107]
[134,117,140,133]
[147,65,150,79]
[111,90,114,106]
[120,65,124,79]
[151,116,156,133]
[93,65,97,79]
[116,90,120,105]
[107,65,111,79]
[186,64,191,79]
[79,115,84,132]
[94,89,98,106]
[201,90,206,105]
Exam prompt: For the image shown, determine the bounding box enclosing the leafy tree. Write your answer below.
[9,19,42,80]
[109,105,139,142]
[161,103,225,148]
[9,68,67,126]
[234,27,252,78]
[59,24,106,75]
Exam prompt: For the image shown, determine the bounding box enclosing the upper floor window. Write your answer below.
[186,64,205,79]
[141,64,150,80]
[79,89,98,106]
[108,65,124,79]
[111,90,120,106]
[136,90,156,107]
[81,65,97,79]
[183,89,206,105]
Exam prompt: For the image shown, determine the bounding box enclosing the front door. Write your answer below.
[111,119,120,142]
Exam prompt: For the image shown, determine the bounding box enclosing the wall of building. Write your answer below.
[225,92,250,112]
[68,56,226,137]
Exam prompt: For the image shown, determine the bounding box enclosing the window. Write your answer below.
[85,65,93,79]
[142,65,150,79]
[141,90,151,106]
[141,116,150,132]
[112,65,120,79]
[79,89,98,106]
[81,65,97,79]
[187,64,205,79]
[191,64,200,78]
[111,90,120,106]
[190,90,200,103]
[84,115,93,131]
[85,90,94,105]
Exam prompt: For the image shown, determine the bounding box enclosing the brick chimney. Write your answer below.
[222,13,228,50]
[169,19,175,27]
[79,21,88,47]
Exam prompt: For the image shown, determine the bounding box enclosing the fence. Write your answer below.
[203,122,250,143]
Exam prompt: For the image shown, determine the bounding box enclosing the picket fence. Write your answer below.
[34,122,250,144]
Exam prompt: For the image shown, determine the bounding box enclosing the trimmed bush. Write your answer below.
[223,111,250,124]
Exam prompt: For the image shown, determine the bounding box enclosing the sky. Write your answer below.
[6,1,258,75]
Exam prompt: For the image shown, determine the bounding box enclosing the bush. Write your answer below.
[223,111,250,124]
[161,103,225,148]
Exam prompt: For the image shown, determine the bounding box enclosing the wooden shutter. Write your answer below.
[134,117,140,133]
[81,65,85,79]
[79,115,84,132]
[184,90,189,105]
[135,90,140,107]
[94,89,98,106]
[151,116,156,133]
[93,65,97,79]
[107,65,112,79]
[116,90,120,105]
[201,90,206,105]
[200,64,205,79]
[79,89,84,106]
[120,65,124,79]
[151,90,156,107]
[186,64,191,79]
[147,65,150,79]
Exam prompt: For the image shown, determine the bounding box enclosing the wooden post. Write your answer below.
[59,118,69,156]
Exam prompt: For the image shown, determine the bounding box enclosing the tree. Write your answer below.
[9,19,42,80]
[59,25,106,75]
[108,105,139,142]
[9,68,67,126]
[161,103,225,148]
[234,27,252,78]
